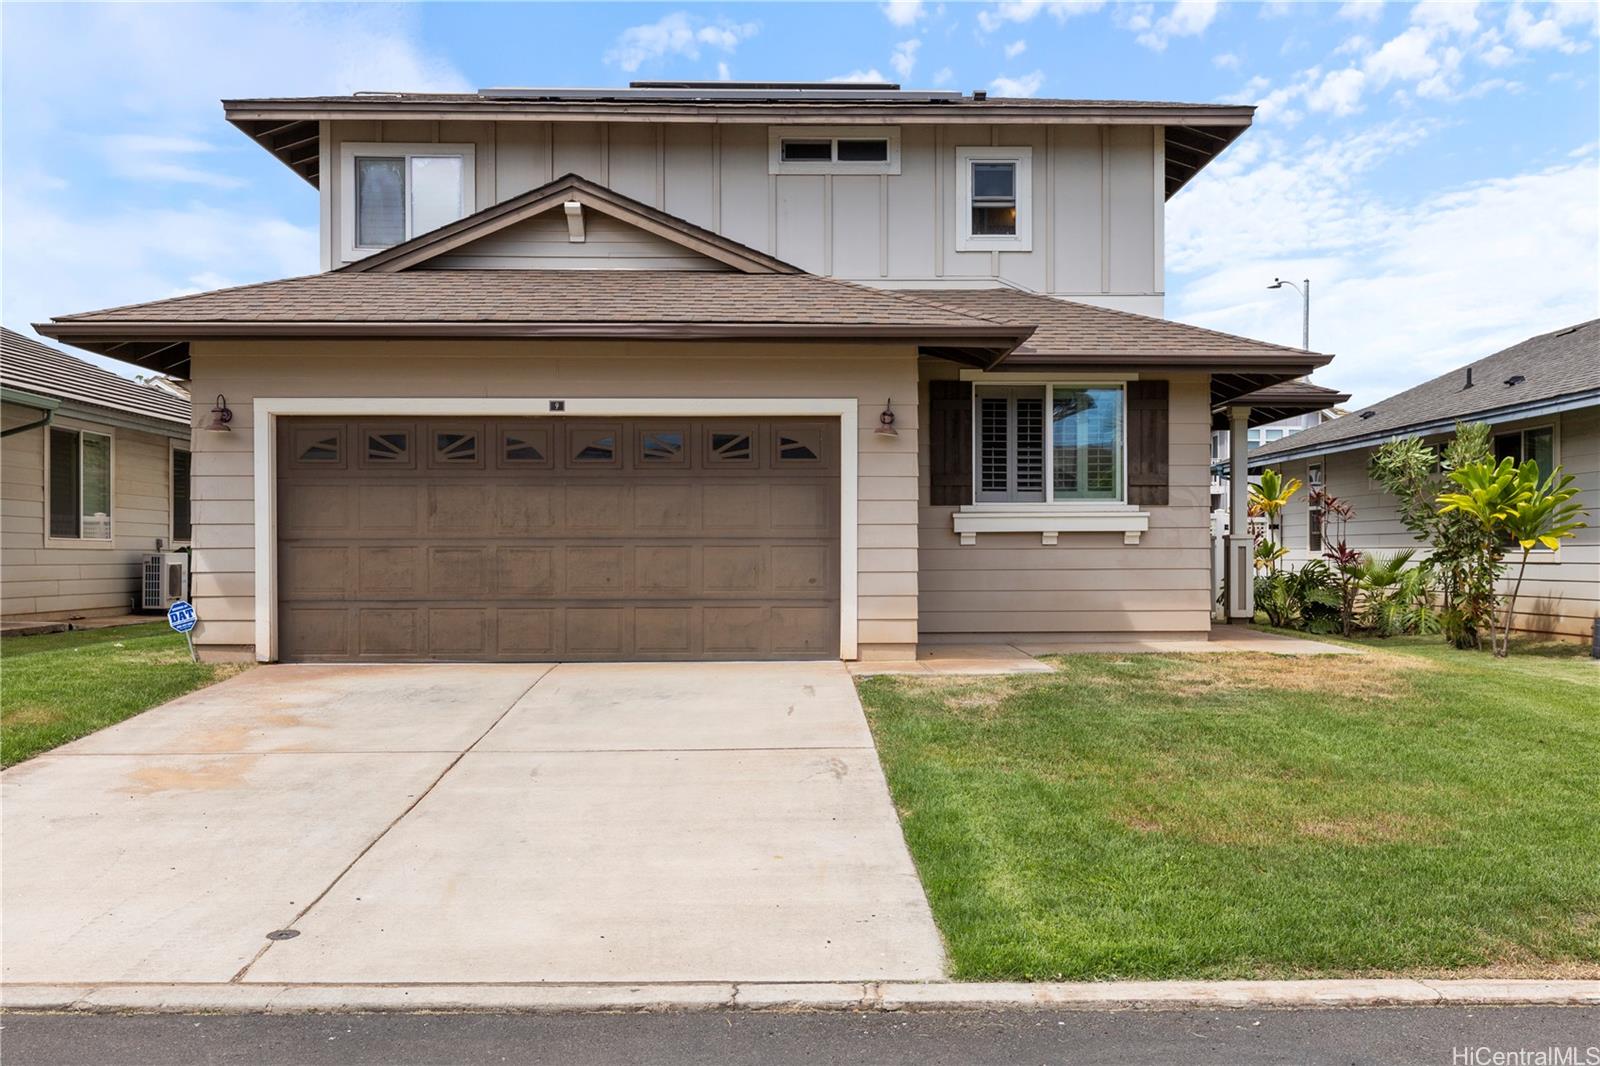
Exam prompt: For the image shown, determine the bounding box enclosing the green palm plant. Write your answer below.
[1354,548,1418,636]
[1249,469,1302,575]
[1438,458,1588,657]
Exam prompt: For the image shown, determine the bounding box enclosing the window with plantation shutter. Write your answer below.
[974,386,1047,503]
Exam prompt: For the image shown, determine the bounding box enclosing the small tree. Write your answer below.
[1312,489,1361,636]
[1437,458,1588,657]
[1249,469,1301,575]
[1369,422,1494,648]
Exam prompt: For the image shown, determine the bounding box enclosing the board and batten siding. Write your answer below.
[424,211,733,272]
[1,402,186,619]
[1265,406,1600,639]
[184,339,921,662]
[915,364,1213,640]
[323,120,1165,313]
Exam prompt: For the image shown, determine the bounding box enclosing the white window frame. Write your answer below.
[955,145,1033,252]
[1307,460,1325,552]
[767,126,901,175]
[954,377,1145,545]
[169,439,193,546]
[44,421,115,549]
[339,142,477,262]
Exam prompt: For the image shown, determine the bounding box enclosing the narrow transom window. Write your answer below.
[769,127,901,175]
[780,140,832,162]
[171,447,192,543]
[48,427,113,541]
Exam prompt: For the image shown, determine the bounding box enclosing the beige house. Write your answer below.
[1,327,192,622]
[1251,320,1599,639]
[38,82,1339,663]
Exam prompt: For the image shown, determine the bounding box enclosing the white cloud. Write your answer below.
[604,12,758,73]
[931,65,956,86]
[881,0,927,27]
[1338,1,1384,21]
[1168,132,1599,406]
[829,68,890,83]
[1505,1,1593,54]
[1213,51,1241,69]
[891,38,922,80]
[1133,0,1220,51]
[976,1,1103,34]
[1005,38,1029,58]
[1307,67,1368,115]
[717,61,733,81]
[102,134,245,189]
[989,69,1046,96]
[1410,0,1479,36]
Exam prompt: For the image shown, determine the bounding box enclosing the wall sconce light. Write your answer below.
[875,399,898,437]
[205,395,233,432]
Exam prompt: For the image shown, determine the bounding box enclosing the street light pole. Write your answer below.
[1268,277,1310,351]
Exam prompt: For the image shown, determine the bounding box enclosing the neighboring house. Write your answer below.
[1210,399,1347,512]
[1,327,193,621]
[37,81,1339,663]
[1250,320,1600,639]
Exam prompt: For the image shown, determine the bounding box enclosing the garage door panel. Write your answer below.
[281,545,354,599]
[497,547,556,596]
[359,608,420,657]
[278,417,838,662]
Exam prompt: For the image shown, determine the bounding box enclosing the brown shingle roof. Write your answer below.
[905,288,1330,367]
[38,271,1033,377]
[1,326,189,425]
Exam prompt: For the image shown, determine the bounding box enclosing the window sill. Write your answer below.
[44,536,115,551]
[952,504,1150,546]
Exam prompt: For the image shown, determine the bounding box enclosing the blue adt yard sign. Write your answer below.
[167,600,197,633]
[167,600,198,662]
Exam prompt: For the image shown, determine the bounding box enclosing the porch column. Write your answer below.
[1225,406,1254,622]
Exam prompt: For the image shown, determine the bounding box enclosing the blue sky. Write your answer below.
[2,0,1596,406]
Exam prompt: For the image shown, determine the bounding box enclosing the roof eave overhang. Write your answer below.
[1246,388,1600,470]
[37,320,1031,377]
[224,100,1253,198]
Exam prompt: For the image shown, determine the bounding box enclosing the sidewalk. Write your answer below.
[6,978,1597,1014]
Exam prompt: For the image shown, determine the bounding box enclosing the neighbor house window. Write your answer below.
[955,146,1033,251]
[171,447,192,543]
[768,127,901,175]
[341,143,476,258]
[48,427,112,541]
[974,384,1123,504]
[1493,426,1555,472]
[1307,461,1324,552]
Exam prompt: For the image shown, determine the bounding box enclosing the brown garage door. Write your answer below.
[275,417,840,662]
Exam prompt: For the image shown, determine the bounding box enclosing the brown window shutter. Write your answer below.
[928,380,972,506]
[1126,380,1169,507]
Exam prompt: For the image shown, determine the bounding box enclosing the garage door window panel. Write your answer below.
[291,426,346,469]
[639,427,688,466]
[774,424,825,465]
[706,425,756,467]
[359,425,415,470]
[499,424,552,467]
[430,427,484,470]
[568,425,621,468]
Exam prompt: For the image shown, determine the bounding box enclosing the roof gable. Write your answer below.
[341,174,800,276]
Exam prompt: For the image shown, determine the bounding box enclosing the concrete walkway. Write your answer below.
[1,662,944,987]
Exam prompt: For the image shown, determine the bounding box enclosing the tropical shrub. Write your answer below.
[1248,469,1301,575]
[1439,458,1589,657]
[1369,423,1495,648]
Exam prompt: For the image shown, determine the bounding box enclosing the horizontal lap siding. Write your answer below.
[1,402,186,618]
[1270,406,1600,638]
[186,339,920,659]
[915,366,1212,640]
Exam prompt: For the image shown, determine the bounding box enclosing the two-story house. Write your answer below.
[38,81,1340,663]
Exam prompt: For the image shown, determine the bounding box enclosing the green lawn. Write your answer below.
[858,636,1600,981]
[1,623,247,767]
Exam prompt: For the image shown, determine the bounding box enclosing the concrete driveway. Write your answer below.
[1,662,944,986]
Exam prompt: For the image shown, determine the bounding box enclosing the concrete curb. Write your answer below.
[3,979,1597,1015]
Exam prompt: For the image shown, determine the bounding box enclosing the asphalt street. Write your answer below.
[3,1006,1596,1066]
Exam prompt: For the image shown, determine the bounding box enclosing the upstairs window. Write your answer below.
[341,143,476,259]
[48,427,113,542]
[956,146,1032,252]
[769,127,901,175]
